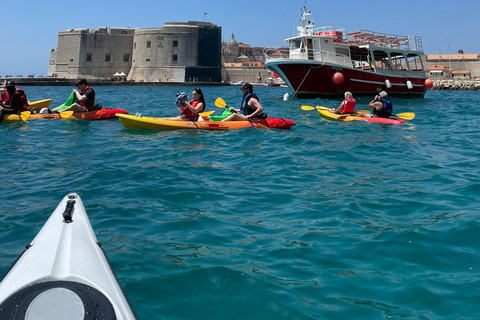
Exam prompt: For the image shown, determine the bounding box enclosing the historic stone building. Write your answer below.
[423,49,480,79]
[48,27,136,79]
[129,22,221,82]
[47,21,222,82]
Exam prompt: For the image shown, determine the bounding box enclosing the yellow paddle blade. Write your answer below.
[249,118,269,130]
[199,110,215,117]
[395,112,415,120]
[20,111,31,121]
[215,97,227,108]
[59,111,74,119]
[301,105,315,111]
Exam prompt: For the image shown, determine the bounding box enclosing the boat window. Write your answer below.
[335,48,349,57]
[289,40,302,50]
[313,40,320,52]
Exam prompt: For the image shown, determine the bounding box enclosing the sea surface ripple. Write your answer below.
[1,86,479,319]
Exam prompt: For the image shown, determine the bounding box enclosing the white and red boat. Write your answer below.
[265,6,432,98]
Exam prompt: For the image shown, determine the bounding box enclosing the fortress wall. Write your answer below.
[53,29,85,78]
[79,28,135,78]
[222,68,272,83]
[51,28,135,79]
[129,22,221,82]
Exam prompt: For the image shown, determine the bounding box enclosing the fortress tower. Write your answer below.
[128,21,221,82]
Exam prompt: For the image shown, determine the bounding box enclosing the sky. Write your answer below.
[1,0,479,76]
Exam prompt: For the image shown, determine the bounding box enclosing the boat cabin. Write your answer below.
[279,7,426,77]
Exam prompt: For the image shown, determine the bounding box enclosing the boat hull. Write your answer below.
[117,114,296,130]
[266,59,427,98]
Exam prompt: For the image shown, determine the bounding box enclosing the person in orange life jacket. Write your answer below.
[0,81,29,121]
[51,79,95,113]
[330,91,356,114]
[222,83,265,122]
[368,91,393,118]
[167,88,206,121]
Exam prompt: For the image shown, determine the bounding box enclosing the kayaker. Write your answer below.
[168,88,206,121]
[330,91,356,114]
[0,81,29,122]
[51,79,95,113]
[368,91,393,118]
[222,83,266,121]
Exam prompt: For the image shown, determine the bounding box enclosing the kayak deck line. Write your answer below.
[0,193,138,320]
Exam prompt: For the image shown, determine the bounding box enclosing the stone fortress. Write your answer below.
[48,21,222,83]
[43,20,480,86]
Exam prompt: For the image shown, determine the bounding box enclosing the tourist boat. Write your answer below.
[264,6,431,98]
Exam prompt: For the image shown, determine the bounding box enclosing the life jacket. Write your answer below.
[80,86,95,111]
[4,89,29,112]
[240,93,268,119]
[181,99,205,121]
[341,98,356,114]
[373,98,393,118]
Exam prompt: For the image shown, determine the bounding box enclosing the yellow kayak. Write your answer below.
[317,109,406,124]
[117,114,296,130]
[28,99,53,109]
[1,111,31,124]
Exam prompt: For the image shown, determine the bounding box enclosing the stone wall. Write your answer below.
[48,28,136,79]
[432,80,480,90]
[424,59,480,79]
[128,22,221,83]
[221,68,272,83]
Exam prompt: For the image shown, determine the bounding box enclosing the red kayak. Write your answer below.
[253,118,296,129]
[69,108,128,120]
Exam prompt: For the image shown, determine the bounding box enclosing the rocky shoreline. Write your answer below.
[432,80,480,91]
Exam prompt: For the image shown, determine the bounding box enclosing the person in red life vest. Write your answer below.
[330,91,356,114]
[167,88,206,121]
[0,81,29,121]
[0,82,6,103]
[222,83,266,121]
[52,79,95,113]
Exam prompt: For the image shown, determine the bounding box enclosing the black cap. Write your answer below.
[6,81,15,88]
[240,83,252,90]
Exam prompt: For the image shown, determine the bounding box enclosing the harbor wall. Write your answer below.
[431,80,480,90]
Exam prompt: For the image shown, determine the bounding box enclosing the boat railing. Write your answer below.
[264,47,353,67]
[297,26,423,51]
[344,29,423,51]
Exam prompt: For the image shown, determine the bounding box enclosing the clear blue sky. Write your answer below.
[1,0,479,76]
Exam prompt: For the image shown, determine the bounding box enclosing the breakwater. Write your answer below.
[432,79,480,91]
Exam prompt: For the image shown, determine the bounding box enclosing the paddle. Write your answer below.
[214,97,269,130]
[20,111,31,121]
[198,110,215,117]
[356,110,415,120]
[59,111,74,119]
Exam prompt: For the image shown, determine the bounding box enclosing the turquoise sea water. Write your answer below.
[1,86,479,319]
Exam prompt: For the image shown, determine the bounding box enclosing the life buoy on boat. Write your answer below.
[406,80,413,90]
[332,72,344,84]
[384,79,392,89]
